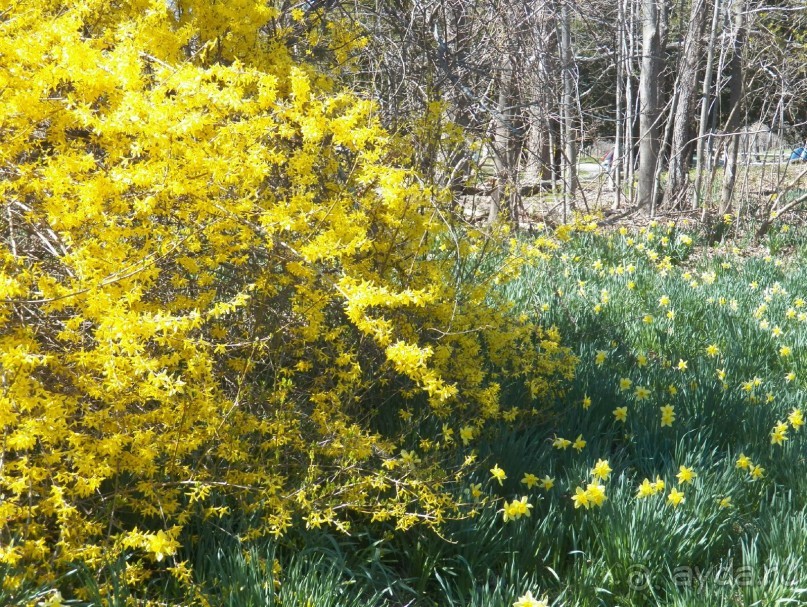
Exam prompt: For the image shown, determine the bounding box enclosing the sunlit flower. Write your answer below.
[676,465,697,484]
[460,426,475,445]
[572,434,586,452]
[585,482,607,506]
[490,464,507,485]
[572,486,590,509]
[502,496,533,522]
[660,404,675,427]
[521,473,539,489]
[636,478,655,499]
[591,459,612,480]
[513,590,548,607]
[667,488,685,508]
[789,408,804,430]
[770,421,788,445]
[749,464,765,480]
[613,406,628,422]
[553,436,572,450]
[400,449,421,465]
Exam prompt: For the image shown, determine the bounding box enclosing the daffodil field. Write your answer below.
[2,2,807,606]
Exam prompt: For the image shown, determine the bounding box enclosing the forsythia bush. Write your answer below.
[0,0,575,584]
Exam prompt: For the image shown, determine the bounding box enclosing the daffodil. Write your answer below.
[553,436,572,450]
[667,488,685,508]
[490,464,507,485]
[572,486,590,509]
[147,530,180,562]
[676,465,697,484]
[572,434,586,452]
[521,473,539,489]
[770,421,788,445]
[636,479,655,499]
[585,482,607,506]
[591,459,612,480]
[788,408,804,430]
[460,425,475,445]
[660,404,675,427]
[502,496,533,522]
[613,406,628,422]
[749,464,765,480]
[735,453,752,469]
[512,590,548,607]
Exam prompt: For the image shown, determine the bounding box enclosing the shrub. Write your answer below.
[0,0,574,587]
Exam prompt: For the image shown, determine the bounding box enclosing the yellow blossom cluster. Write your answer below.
[0,0,577,584]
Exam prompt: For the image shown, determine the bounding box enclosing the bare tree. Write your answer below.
[719,0,747,214]
[309,0,806,223]
[662,0,707,209]
[693,0,722,211]
[559,0,578,219]
[637,0,664,213]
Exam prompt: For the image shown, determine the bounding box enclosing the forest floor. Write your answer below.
[460,159,807,229]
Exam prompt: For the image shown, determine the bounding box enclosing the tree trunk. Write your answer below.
[719,0,746,215]
[559,0,578,218]
[693,0,722,211]
[611,0,626,208]
[637,0,662,213]
[489,55,517,224]
[662,0,707,209]
[624,0,637,205]
[523,6,557,188]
